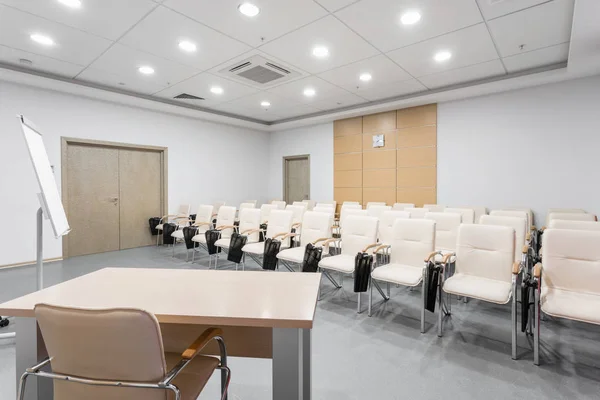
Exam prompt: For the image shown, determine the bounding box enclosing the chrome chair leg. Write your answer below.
[386,282,391,297]
[511,283,517,360]
[357,292,362,314]
[534,286,540,366]
[17,372,30,400]
[420,273,426,333]
[368,279,373,316]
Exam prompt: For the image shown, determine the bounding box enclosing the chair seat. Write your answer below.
[541,288,600,325]
[192,234,207,243]
[215,238,230,249]
[164,352,220,400]
[171,230,184,239]
[318,254,355,273]
[443,273,512,304]
[242,241,289,255]
[156,223,164,231]
[371,263,423,287]
[277,246,306,263]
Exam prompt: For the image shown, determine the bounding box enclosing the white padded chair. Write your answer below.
[260,203,277,224]
[155,204,191,245]
[191,206,236,265]
[271,200,286,210]
[333,208,368,247]
[242,210,294,269]
[445,207,475,224]
[406,207,430,219]
[318,215,379,313]
[214,208,261,270]
[438,224,519,359]
[547,212,596,225]
[491,210,532,233]
[292,201,309,212]
[393,203,415,211]
[367,205,391,220]
[239,202,255,211]
[244,200,257,206]
[533,229,600,365]
[480,215,527,263]
[366,202,387,209]
[171,205,213,260]
[286,204,306,227]
[336,203,362,222]
[369,219,436,331]
[505,208,535,228]
[545,208,586,226]
[425,212,461,255]
[316,202,336,210]
[313,206,335,221]
[211,201,225,218]
[424,204,445,213]
[378,211,411,248]
[302,199,316,210]
[549,220,600,231]
[277,211,333,272]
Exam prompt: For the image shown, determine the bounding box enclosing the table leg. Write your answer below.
[272,328,311,400]
[16,318,53,400]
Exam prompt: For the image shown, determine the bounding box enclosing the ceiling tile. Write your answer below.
[318,54,412,93]
[308,92,368,110]
[76,67,168,94]
[119,6,250,71]
[0,5,113,66]
[335,0,483,52]
[162,0,327,47]
[387,24,499,77]
[266,75,353,105]
[0,0,156,41]
[211,91,303,116]
[476,0,550,20]
[314,0,359,12]
[154,72,260,106]
[503,43,569,73]
[259,15,379,74]
[419,59,506,89]
[87,43,199,88]
[0,45,85,78]
[355,78,426,101]
[487,0,575,57]
[273,105,322,120]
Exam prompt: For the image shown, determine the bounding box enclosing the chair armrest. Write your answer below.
[425,251,442,262]
[242,228,263,235]
[272,232,288,239]
[374,244,391,254]
[512,262,521,275]
[193,221,212,227]
[280,233,298,240]
[522,244,529,254]
[182,328,224,360]
[312,237,330,245]
[292,222,302,229]
[534,263,542,278]
[531,225,536,231]
[362,243,379,253]
[320,238,339,247]
[441,252,456,264]
[526,232,531,241]
[541,226,546,232]
[216,225,235,230]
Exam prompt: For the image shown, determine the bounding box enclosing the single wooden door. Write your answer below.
[284,156,310,203]
[119,149,162,249]
[65,144,120,257]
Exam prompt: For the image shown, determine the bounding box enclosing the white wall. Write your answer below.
[0,80,270,266]
[437,75,600,225]
[267,123,333,202]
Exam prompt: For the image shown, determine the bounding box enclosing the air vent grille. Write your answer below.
[174,93,204,100]
[238,65,285,84]
[218,54,301,88]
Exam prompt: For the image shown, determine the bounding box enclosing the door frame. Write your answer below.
[282,154,310,204]
[61,137,168,258]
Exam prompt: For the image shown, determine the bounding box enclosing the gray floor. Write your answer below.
[1,245,600,399]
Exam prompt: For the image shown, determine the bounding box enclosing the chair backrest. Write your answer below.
[35,304,167,400]
[217,206,237,239]
[406,207,430,219]
[455,224,515,284]
[194,205,214,234]
[260,204,277,223]
[366,202,387,209]
[480,215,526,262]
[547,212,596,224]
[212,201,225,216]
[343,201,360,205]
[267,210,294,247]
[425,212,460,252]
[542,229,600,295]
[390,219,436,267]
[313,206,335,218]
[392,203,415,210]
[545,208,586,226]
[340,203,362,212]
[549,220,600,231]
[445,207,474,224]
[367,205,391,219]
[177,204,190,216]
[340,208,368,228]
[285,205,306,224]
[378,211,410,245]
[302,199,316,210]
[316,202,335,209]
[245,200,257,206]
[300,211,333,246]
[505,207,534,227]
[292,201,309,212]
[239,208,262,243]
[239,202,255,212]
[341,215,379,256]
[424,204,445,212]
[490,210,531,232]
[271,200,286,210]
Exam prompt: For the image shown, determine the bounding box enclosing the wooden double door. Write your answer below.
[62,139,165,258]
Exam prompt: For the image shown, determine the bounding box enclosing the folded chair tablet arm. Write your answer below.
[425,251,442,262]
[362,243,380,253]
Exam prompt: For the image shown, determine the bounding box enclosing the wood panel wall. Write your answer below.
[333,104,437,209]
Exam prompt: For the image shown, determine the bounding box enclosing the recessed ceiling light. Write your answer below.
[238,2,260,17]
[400,11,421,25]
[138,66,155,75]
[57,0,81,8]
[261,101,271,107]
[312,46,329,58]
[30,34,54,46]
[210,86,224,95]
[178,40,197,53]
[303,88,316,97]
[359,73,372,82]
[434,51,452,62]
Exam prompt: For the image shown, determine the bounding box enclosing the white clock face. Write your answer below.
[372,134,384,148]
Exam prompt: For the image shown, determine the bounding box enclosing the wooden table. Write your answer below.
[0,268,320,400]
